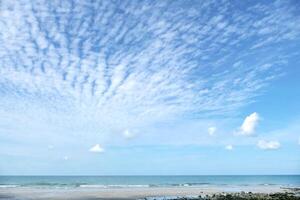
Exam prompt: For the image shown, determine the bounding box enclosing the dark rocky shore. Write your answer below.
[143,191,300,200]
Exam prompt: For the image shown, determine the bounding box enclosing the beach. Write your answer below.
[1,176,299,200]
[0,185,296,200]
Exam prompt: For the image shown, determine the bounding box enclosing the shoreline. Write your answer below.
[1,185,299,200]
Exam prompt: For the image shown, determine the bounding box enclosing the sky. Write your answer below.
[0,0,300,175]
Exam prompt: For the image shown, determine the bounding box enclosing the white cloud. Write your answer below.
[0,0,295,134]
[257,140,280,150]
[89,144,104,153]
[122,130,135,139]
[225,145,233,150]
[239,112,260,135]
[48,145,54,149]
[208,127,217,136]
[63,156,69,160]
[0,0,299,146]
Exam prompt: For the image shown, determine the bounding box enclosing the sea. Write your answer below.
[0,175,299,189]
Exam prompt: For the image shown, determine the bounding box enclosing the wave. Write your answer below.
[138,195,200,200]
[79,184,150,188]
[0,182,211,189]
[258,183,277,186]
[0,185,19,188]
[79,184,108,188]
[0,182,287,189]
[19,182,86,188]
[150,183,211,187]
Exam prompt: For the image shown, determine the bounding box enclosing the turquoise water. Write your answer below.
[0,175,299,188]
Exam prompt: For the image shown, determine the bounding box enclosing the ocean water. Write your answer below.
[0,175,299,189]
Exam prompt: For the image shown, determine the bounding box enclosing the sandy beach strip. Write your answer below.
[0,185,293,200]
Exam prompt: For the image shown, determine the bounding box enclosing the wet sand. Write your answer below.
[0,185,293,200]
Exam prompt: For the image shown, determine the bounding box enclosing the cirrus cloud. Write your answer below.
[0,0,299,134]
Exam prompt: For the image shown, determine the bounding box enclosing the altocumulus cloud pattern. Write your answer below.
[0,0,300,131]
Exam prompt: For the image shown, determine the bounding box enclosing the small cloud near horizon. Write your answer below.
[208,127,217,136]
[225,145,233,150]
[122,130,136,139]
[257,140,280,150]
[89,144,104,153]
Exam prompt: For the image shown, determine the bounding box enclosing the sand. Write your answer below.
[0,185,292,200]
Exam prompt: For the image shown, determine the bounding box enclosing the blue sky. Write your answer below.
[0,0,300,175]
